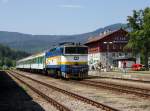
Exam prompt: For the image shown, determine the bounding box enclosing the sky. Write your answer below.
[0,0,150,35]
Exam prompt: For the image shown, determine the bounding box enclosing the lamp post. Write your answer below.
[103,41,113,71]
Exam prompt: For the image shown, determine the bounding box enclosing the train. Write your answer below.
[16,43,89,79]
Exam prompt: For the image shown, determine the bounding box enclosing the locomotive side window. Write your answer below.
[65,47,88,54]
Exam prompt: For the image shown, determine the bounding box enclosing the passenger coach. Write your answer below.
[16,43,88,79]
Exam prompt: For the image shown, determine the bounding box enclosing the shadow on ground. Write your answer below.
[0,71,45,111]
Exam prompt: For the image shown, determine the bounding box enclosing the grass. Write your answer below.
[21,85,28,92]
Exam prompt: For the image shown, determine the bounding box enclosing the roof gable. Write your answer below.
[85,28,128,45]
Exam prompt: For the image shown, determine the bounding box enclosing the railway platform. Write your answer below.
[0,71,45,111]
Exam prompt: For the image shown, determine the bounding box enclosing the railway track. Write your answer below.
[88,76,150,84]
[7,71,71,111]
[12,70,150,98]
[8,70,120,111]
[79,79,150,98]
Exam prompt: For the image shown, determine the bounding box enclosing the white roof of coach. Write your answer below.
[17,52,45,63]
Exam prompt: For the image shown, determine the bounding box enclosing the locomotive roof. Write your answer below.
[62,44,87,47]
[59,42,87,47]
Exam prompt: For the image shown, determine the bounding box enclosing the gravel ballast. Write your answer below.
[14,70,150,111]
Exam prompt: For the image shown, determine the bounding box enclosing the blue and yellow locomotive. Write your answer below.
[16,43,88,79]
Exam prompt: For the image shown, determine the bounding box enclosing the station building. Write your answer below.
[85,28,140,70]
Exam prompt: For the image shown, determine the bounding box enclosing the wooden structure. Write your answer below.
[85,28,133,69]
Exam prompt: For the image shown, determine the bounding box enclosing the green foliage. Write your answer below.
[126,7,150,70]
[0,44,30,68]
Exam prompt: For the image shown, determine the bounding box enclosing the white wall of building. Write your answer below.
[136,53,141,64]
[118,61,135,68]
[88,52,133,69]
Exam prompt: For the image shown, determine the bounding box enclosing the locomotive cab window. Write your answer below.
[65,47,88,54]
[65,47,76,54]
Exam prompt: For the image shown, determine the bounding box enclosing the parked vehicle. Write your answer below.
[132,64,143,71]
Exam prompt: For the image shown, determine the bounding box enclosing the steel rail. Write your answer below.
[9,70,120,111]
[80,80,150,98]
[7,71,71,111]
[88,76,150,84]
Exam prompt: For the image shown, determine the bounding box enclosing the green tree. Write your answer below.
[0,44,30,68]
[126,7,150,70]
[4,58,13,67]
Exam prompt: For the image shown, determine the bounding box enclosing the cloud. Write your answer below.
[1,0,9,4]
[59,4,83,9]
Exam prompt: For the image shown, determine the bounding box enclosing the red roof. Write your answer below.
[85,28,127,44]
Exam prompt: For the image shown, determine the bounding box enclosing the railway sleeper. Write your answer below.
[9,71,120,111]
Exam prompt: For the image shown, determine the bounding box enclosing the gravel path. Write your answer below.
[14,70,150,111]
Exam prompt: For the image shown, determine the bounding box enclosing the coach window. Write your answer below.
[32,59,34,63]
[29,60,30,64]
[36,58,39,64]
[38,57,40,64]
[34,58,36,64]
[40,57,41,63]
[40,57,42,64]
[38,58,40,63]
[41,56,44,63]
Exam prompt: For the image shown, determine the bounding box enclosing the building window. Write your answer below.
[112,53,115,57]
[119,53,122,56]
[120,37,122,40]
[113,44,116,49]
[120,45,122,49]
[125,52,128,56]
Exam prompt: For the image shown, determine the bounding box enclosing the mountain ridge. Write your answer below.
[0,23,128,53]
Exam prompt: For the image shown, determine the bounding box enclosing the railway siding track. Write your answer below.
[7,71,71,111]
[9,70,120,111]
[80,80,150,98]
[88,76,150,84]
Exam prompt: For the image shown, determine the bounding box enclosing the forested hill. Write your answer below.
[0,44,30,68]
[0,23,128,53]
